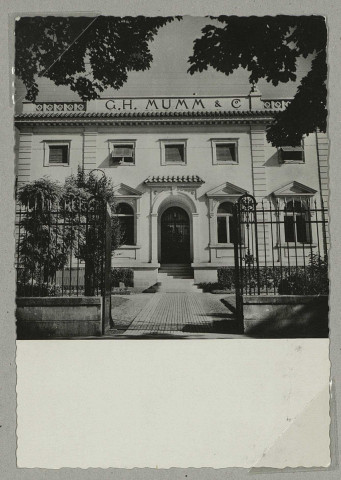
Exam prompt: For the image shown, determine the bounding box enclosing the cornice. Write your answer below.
[15,109,276,128]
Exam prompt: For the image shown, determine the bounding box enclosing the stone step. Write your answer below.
[156,275,203,293]
[158,273,193,279]
[160,264,191,267]
[157,285,203,293]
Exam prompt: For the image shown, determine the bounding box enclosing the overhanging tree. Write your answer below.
[188,16,327,147]
[15,16,178,101]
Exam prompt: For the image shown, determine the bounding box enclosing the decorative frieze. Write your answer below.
[262,99,291,110]
[35,102,86,112]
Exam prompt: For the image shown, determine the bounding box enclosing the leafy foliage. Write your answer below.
[15,16,177,101]
[17,177,67,282]
[16,171,123,292]
[111,268,134,287]
[65,167,123,250]
[216,253,329,295]
[188,16,327,146]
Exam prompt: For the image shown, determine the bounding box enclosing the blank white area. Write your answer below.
[16,339,330,469]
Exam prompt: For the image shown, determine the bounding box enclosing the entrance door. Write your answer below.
[161,207,190,263]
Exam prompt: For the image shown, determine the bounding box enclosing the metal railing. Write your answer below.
[234,194,329,297]
[15,196,110,297]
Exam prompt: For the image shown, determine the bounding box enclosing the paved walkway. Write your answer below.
[112,293,242,338]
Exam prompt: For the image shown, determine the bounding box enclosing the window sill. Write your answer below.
[44,164,70,167]
[213,162,238,165]
[161,163,187,166]
[275,243,317,248]
[280,161,305,164]
[117,245,141,250]
[112,163,135,166]
[209,243,235,249]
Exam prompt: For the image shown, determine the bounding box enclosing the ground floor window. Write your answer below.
[283,199,311,243]
[116,203,135,245]
[217,202,236,244]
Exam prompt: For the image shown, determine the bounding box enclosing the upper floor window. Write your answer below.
[217,202,236,244]
[116,203,135,245]
[284,200,311,243]
[160,139,187,165]
[109,140,136,165]
[43,141,70,166]
[211,139,238,165]
[278,145,304,164]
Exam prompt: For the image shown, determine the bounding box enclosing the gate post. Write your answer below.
[102,202,112,334]
[233,202,244,326]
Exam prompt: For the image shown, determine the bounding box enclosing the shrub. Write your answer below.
[16,282,62,297]
[111,268,134,287]
[217,267,235,289]
[217,257,329,296]
[278,254,329,295]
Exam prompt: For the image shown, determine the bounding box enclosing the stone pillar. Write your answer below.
[208,198,216,263]
[192,213,200,263]
[83,130,97,172]
[250,125,267,201]
[150,213,158,264]
[17,131,32,187]
[250,124,268,265]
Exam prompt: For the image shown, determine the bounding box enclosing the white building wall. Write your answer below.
[265,134,321,200]
[15,106,327,287]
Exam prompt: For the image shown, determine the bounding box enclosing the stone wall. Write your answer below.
[16,297,102,339]
[243,295,329,338]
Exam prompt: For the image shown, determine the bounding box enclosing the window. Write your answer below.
[211,139,238,165]
[278,145,304,163]
[165,144,184,163]
[284,200,311,243]
[109,140,136,165]
[160,140,187,165]
[217,202,236,244]
[43,141,70,166]
[116,203,135,245]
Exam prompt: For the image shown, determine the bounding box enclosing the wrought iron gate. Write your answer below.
[233,194,260,323]
[233,193,329,325]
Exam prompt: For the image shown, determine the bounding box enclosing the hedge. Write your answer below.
[111,268,134,287]
[217,258,328,295]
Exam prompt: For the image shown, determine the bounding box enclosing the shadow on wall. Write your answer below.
[98,154,118,169]
[245,299,329,338]
[264,151,280,167]
[182,318,242,334]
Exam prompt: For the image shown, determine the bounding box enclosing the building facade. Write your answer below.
[15,88,329,288]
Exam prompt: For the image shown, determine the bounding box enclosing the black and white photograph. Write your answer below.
[14,14,329,340]
[4,5,338,471]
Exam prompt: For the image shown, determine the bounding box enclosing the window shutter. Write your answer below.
[284,216,295,242]
[229,215,236,244]
[165,144,184,163]
[280,146,304,162]
[296,215,308,243]
[216,143,236,162]
[49,145,68,164]
[113,145,134,158]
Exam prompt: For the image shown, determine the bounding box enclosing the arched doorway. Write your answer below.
[161,206,190,264]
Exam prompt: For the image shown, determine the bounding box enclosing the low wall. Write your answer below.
[16,297,102,339]
[243,295,329,338]
[133,267,159,288]
[192,265,218,284]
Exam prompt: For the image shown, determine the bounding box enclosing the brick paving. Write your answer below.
[114,292,240,337]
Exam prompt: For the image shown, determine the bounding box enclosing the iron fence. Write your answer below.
[234,194,329,297]
[15,196,110,297]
